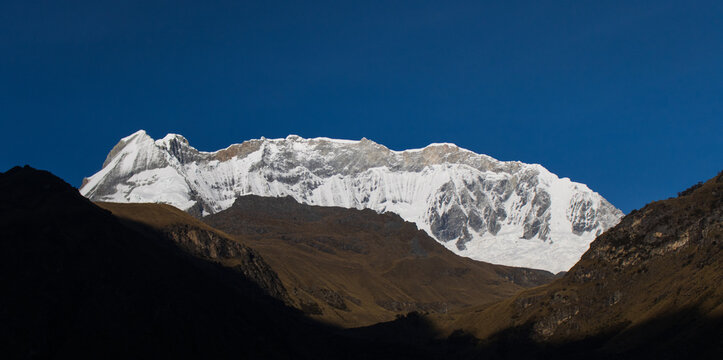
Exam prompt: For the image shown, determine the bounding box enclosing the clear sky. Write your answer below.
[1,0,721,213]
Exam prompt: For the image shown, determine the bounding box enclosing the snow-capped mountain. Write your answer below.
[80,130,623,273]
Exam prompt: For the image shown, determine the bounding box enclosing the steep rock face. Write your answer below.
[161,225,287,301]
[80,130,622,272]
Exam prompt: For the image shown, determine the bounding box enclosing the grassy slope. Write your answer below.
[202,195,555,327]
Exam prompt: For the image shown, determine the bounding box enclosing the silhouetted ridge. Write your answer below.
[1,165,100,214]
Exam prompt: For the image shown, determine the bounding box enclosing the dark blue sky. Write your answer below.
[1,0,721,213]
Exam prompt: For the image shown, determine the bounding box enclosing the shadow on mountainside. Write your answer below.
[0,165,557,359]
[2,165,721,359]
[0,166,440,359]
[346,306,723,360]
[0,167,308,358]
[475,307,722,360]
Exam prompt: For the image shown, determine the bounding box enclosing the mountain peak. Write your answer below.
[159,133,189,144]
[120,129,151,142]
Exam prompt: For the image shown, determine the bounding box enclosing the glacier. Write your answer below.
[80,130,623,273]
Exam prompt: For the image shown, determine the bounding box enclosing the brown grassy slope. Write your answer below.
[203,195,555,327]
[436,171,723,358]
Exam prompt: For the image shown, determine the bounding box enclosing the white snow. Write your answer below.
[80,131,623,273]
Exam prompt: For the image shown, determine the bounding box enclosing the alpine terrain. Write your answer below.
[80,130,623,272]
[430,170,723,359]
[3,165,720,359]
[99,195,554,328]
[201,195,555,326]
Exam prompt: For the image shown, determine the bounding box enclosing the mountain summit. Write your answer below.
[80,131,622,272]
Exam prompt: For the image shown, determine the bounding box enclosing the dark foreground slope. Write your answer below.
[0,166,446,359]
[0,166,308,358]
[202,195,555,327]
[6,165,719,359]
[95,202,290,303]
[435,171,723,359]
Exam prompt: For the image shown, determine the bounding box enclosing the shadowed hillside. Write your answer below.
[0,166,323,358]
[202,195,555,326]
[95,202,290,302]
[0,166,449,359]
[4,165,720,359]
[432,171,723,359]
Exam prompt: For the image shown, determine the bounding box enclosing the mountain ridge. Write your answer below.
[201,194,555,326]
[80,130,623,272]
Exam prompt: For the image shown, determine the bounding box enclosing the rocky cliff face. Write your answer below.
[80,130,622,272]
[99,203,290,303]
[160,224,288,301]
